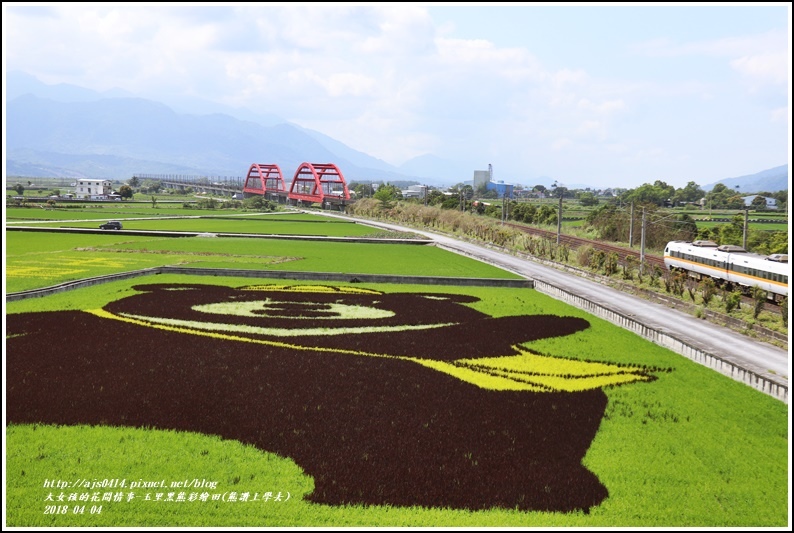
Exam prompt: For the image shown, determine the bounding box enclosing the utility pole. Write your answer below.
[556,192,563,245]
[640,207,646,276]
[629,202,634,248]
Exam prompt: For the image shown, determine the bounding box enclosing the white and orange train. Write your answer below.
[663,240,789,302]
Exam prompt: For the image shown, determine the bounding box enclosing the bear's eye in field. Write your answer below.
[252,302,336,318]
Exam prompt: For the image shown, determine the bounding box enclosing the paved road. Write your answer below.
[324,213,790,383]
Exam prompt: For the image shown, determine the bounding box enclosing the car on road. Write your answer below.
[99,221,123,230]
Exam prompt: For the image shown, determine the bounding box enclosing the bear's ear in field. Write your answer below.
[129,283,236,294]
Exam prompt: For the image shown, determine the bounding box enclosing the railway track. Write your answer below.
[504,223,667,270]
[504,222,781,312]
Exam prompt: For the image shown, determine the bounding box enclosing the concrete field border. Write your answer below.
[4,266,533,303]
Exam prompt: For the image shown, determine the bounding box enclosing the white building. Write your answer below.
[473,164,493,191]
[75,179,113,199]
[401,185,427,199]
[741,195,778,209]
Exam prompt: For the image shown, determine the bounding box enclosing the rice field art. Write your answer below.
[6,282,671,517]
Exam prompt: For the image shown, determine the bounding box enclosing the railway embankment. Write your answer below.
[430,237,788,402]
[433,232,787,348]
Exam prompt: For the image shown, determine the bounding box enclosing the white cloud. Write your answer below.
[577,98,626,114]
[634,29,790,90]
[3,4,790,187]
[769,106,789,122]
[730,50,789,86]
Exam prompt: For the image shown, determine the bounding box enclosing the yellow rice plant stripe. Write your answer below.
[86,308,391,359]
[408,359,550,392]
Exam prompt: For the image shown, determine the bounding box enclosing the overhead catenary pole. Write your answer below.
[640,206,646,276]
[556,192,563,245]
[743,207,749,250]
[629,202,634,248]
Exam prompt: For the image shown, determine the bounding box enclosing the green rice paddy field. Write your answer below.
[3,213,790,527]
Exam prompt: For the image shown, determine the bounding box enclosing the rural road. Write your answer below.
[321,212,790,385]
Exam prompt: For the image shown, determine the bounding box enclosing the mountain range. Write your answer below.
[4,71,789,193]
[702,165,789,195]
[5,71,477,187]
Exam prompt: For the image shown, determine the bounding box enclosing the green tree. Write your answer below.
[704,183,733,209]
[673,181,705,205]
[585,204,625,241]
[511,202,537,224]
[349,181,374,199]
[766,232,788,254]
[625,181,675,206]
[14,183,24,196]
[578,191,599,207]
[750,196,767,210]
[768,189,787,211]
[671,213,698,242]
[716,215,744,246]
[197,197,219,209]
[724,195,744,210]
[118,184,134,200]
[750,286,768,319]
[244,196,276,211]
[128,176,140,189]
[699,277,717,306]
[426,190,445,206]
[724,290,742,314]
[142,180,162,193]
[536,204,558,226]
[373,183,402,210]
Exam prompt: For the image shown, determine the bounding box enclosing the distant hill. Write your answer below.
[5,93,431,184]
[5,72,438,185]
[703,165,788,193]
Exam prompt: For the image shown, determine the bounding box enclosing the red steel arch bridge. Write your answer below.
[242,162,351,208]
[136,162,352,210]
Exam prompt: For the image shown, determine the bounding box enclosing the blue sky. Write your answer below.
[3,2,791,189]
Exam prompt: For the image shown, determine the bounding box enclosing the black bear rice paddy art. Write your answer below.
[6,283,664,512]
